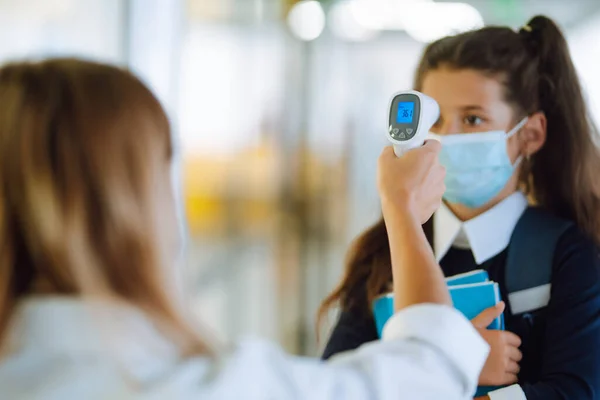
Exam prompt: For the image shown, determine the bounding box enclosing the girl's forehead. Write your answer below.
[421,68,507,108]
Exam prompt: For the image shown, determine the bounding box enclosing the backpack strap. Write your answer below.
[505,207,573,315]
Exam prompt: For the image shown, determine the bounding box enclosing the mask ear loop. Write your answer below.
[507,117,530,167]
[506,117,529,138]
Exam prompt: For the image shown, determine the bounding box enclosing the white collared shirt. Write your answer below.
[0,297,489,399]
[434,191,529,400]
[434,191,529,264]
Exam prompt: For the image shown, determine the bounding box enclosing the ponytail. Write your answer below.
[520,16,600,243]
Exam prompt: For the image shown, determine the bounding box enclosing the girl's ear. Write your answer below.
[521,111,547,156]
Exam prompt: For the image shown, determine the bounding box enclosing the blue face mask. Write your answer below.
[430,118,528,209]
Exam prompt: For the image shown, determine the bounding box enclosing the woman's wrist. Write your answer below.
[381,196,419,227]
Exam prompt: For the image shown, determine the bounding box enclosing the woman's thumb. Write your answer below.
[471,301,505,329]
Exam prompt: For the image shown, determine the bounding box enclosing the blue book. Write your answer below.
[372,277,505,398]
[373,293,394,337]
[446,269,489,286]
[451,281,506,397]
[373,279,503,337]
[448,281,504,330]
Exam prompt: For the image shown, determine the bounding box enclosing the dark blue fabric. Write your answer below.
[505,207,572,294]
[322,221,600,400]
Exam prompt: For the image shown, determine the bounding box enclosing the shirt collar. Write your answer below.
[434,192,528,265]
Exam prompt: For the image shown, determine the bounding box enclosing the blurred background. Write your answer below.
[3,0,600,356]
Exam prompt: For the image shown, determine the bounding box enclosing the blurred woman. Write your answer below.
[0,58,487,399]
[320,15,600,400]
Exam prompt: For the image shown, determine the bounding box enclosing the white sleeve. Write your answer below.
[155,304,489,400]
[487,384,527,400]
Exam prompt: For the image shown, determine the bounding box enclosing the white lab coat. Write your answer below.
[0,297,488,399]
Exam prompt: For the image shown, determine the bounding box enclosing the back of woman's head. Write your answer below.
[0,59,207,354]
[319,15,600,326]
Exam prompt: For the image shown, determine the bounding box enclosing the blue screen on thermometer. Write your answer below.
[396,101,415,123]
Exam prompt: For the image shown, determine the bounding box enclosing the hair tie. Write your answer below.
[519,24,539,56]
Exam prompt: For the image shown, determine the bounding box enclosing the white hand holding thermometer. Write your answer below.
[387,90,440,157]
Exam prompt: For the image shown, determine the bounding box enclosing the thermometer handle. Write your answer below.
[393,140,424,157]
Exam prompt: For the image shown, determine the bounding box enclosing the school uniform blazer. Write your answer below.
[323,192,600,400]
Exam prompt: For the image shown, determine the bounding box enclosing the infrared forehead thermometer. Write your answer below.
[387,90,440,157]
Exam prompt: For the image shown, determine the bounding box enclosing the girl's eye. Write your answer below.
[464,115,483,126]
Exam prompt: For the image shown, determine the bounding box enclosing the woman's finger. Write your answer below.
[504,331,522,347]
[472,302,505,328]
[502,373,519,384]
[508,346,523,362]
[423,139,442,153]
[506,361,521,375]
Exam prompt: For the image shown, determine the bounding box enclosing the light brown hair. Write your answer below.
[0,58,209,355]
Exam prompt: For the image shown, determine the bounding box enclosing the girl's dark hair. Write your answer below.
[318,15,600,327]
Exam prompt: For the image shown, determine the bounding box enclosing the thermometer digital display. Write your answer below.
[387,90,440,157]
[396,101,415,124]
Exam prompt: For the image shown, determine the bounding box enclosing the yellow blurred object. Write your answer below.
[183,142,280,235]
[182,139,348,236]
[185,196,224,233]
